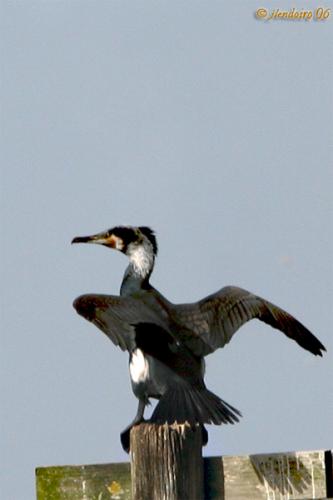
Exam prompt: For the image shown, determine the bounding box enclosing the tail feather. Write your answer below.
[150,384,241,426]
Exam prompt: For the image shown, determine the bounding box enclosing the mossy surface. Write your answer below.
[36,462,131,500]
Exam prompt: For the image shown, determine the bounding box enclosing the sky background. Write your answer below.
[1,1,332,498]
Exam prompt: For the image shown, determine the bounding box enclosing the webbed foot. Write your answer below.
[120,419,146,453]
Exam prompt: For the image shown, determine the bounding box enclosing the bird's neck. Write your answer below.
[120,244,155,296]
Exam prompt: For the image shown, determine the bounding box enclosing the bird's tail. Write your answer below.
[150,384,241,426]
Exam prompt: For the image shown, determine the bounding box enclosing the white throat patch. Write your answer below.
[129,349,149,383]
[127,241,154,278]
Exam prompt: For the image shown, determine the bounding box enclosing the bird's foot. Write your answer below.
[120,419,147,453]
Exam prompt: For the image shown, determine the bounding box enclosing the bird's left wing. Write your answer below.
[172,286,325,357]
[73,293,170,352]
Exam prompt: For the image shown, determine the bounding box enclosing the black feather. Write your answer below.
[150,384,241,425]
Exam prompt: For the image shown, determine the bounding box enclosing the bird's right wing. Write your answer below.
[73,293,170,352]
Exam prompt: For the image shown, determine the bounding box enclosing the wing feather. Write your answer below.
[73,293,171,352]
[172,286,325,357]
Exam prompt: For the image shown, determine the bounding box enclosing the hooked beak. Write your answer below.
[71,232,109,245]
[71,231,123,250]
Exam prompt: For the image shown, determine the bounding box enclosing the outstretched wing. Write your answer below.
[73,293,171,352]
[172,286,325,357]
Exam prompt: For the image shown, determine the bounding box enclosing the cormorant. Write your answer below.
[72,226,325,452]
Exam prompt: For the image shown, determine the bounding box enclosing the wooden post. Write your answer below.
[36,449,332,499]
[130,423,204,500]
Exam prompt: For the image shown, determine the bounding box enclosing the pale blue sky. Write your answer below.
[1,1,332,498]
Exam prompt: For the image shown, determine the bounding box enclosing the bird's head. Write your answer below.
[72,225,158,259]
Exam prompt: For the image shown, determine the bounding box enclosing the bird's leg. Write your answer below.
[120,398,147,453]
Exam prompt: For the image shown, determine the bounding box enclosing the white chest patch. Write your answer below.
[129,349,149,384]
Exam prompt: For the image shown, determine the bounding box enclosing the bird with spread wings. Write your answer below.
[72,226,325,451]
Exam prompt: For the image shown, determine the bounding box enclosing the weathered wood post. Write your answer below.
[35,449,332,498]
[130,423,204,500]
